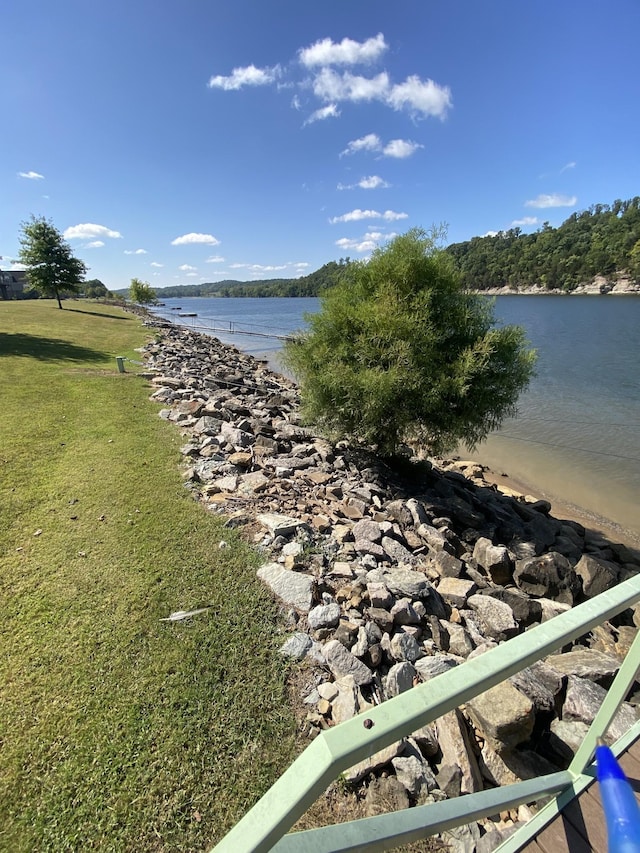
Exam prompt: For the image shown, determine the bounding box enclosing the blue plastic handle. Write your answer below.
[596,743,640,852]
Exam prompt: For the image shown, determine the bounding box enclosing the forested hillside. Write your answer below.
[446,197,640,292]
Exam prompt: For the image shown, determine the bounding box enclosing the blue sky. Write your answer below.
[2,0,639,290]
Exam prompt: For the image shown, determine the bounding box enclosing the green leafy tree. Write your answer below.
[18,215,87,309]
[129,277,156,304]
[283,228,536,456]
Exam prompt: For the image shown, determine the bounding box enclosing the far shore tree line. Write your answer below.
[10,197,640,308]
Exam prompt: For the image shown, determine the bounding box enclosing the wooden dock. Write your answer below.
[519,736,640,852]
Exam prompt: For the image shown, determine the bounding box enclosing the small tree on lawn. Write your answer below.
[18,215,87,309]
[129,277,156,305]
[282,228,536,457]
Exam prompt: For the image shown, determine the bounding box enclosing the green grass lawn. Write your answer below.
[0,301,297,852]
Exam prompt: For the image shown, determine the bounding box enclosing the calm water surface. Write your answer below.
[151,295,640,540]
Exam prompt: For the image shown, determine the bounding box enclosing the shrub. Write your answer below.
[283,228,536,456]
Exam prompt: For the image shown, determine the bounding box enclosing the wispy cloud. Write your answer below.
[303,103,341,126]
[299,33,388,68]
[510,216,539,227]
[559,161,576,174]
[124,248,147,255]
[150,262,164,268]
[171,232,220,246]
[313,69,390,103]
[230,263,288,272]
[383,139,423,158]
[85,241,104,248]
[338,175,390,190]
[340,133,382,156]
[525,193,577,209]
[64,223,122,239]
[330,209,408,224]
[205,255,225,263]
[311,68,450,119]
[179,264,197,271]
[18,170,44,180]
[207,64,280,91]
[335,230,396,253]
[359,175,389,189]
[387,76,452,119]
[339,134,422,159]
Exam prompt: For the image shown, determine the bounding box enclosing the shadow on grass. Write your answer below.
[0,332,110,362]
[65,307,132,321]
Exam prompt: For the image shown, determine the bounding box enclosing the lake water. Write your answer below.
[150,295,640,541]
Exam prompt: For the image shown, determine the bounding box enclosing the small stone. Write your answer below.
[308,603,341,630]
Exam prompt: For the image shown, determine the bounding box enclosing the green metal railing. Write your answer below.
[212,573,640,853]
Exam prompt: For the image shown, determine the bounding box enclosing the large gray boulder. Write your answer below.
[323,639,374,685]
[473,537,513,585]
[466,681,535,753]
[514,552,581,604]
[467,594,518,640]
[257,563,314,612]
[574,553,619,597]
[545,648,620,685]
[562,675,638,740]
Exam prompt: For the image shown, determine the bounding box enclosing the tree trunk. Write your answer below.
[55,288,63,309]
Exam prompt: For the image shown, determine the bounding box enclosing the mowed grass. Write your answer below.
[0,301,297,852]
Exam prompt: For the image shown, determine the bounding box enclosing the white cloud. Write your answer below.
[294,262,309,268]
[560,161,576,173]
[338,230,395,249]
[299,33,387,68]
[205,255,225,263]
[124,248,147,255]
[483,230,499,237]
[329,209,408,224]
[207,64,280,91]
[291,94,302,110]
[230,263,288,272]
[313,68,390,103]
[171,232,220,246]
[303,103,341,126]
[387,76,452,119]
[18,170,44,180]
[525,193,577,209]
[150,262,164,268]
[310,65,451,120]
[510,216,539,227]
[85,240,105,248]
[179,264,197,271]
[340,133,382,156]
[64,223,122,240]
[383,139,423,158]
[340,135,422,159]
[359,175,389,189]
[186,272,199,277]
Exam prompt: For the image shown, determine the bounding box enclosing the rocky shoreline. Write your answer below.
[478,272,640,296]
[141,319,640,852]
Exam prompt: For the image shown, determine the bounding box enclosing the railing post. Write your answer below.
[115,356,126,373]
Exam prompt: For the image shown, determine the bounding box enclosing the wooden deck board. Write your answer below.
[517,737,640,853]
